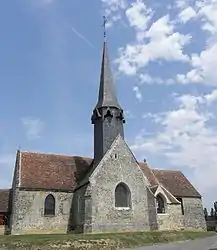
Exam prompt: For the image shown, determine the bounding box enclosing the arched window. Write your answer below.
[115,183,131,208]
[156,194,165,213]
[44,194,55,216]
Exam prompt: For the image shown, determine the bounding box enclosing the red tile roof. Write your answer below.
[20,152,92,190]
[16,151,201,198]
[152,169,201,198]
[138,162,159,186]
[0,190,10,213]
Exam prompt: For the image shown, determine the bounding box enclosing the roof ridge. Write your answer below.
[20,151,92,159]
[152,168,182,172]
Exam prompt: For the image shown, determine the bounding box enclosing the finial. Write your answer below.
[103,16,107,39]
[17,144,21,153]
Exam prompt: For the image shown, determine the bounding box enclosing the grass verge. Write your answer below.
[0,230,215,249]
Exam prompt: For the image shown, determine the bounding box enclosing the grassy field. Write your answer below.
[0,230,215,249]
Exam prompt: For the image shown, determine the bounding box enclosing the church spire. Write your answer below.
[92,17,125,163]
[95,17,121,110]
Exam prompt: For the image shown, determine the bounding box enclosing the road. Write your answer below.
[123,235,217,250]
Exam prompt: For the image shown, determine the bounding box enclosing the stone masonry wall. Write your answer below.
[0,226,4,235]
[89,136,157,233]
[10,190,73,235]
[71,184,92,233]
[182,197,207,230]
[157,203,184,230]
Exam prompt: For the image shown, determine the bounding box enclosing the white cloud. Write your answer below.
[140,74,163,84]
[140,73,175,85]
[125,0,153,41]
[21,117,44,140]
[115,15,191,75]
[205,90,217,103]
[131,90,217,205]
[133,86,142,102]
[178,6,197,23]
[101,0,127,27]
[177,43,217,85]
[175,0,217,86]
[196,0,217,35]
[176,0,191,9]
[105,0,217,86]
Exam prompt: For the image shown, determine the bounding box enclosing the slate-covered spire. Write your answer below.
[95,41,121,109]
[92,21,125,163]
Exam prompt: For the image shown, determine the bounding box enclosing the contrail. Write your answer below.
[71,26,94,48]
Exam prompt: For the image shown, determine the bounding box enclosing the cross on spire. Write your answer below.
[103,16,107,39]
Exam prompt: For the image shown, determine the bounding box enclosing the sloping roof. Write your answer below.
[160,185,181,203]
[138,162,159,186]
[19,152,92,190]
[150,185,158,194]
[16,151,201,198]
[0,190,10,213]
[152,169,201,198]
[150,185,180,204]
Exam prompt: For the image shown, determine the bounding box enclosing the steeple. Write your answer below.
[95,41,121,110]
[92,19,125,163]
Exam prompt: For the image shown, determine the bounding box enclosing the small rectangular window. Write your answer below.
[177,198,184,215]
[78,195,82,213]
[78,196,80,213]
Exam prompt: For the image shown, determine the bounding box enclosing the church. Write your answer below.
[0,38,206,235]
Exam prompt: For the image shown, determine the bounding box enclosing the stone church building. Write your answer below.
[0,40,206,235]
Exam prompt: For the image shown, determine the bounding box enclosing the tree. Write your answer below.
[211,208,215,218]
[204,208,208,220]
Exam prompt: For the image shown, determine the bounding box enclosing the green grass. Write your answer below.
[0,230,215,249]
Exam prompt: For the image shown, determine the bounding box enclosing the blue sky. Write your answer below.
[1,0,217,211]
